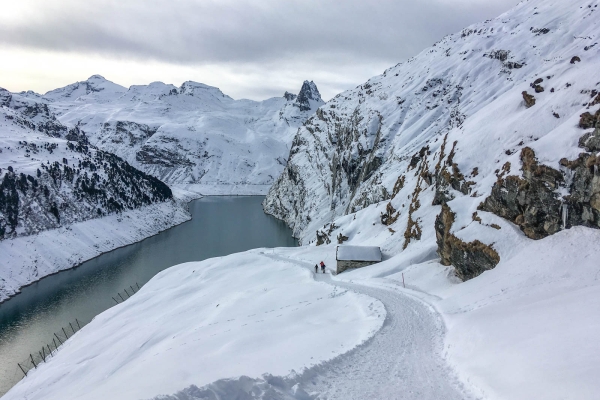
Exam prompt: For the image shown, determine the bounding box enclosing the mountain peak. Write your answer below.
[87,74,107,81]
[295,81,323,111]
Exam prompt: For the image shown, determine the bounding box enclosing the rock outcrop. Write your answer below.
[435,204,500,280]
[480,147,563,239]
[481,140,600,239]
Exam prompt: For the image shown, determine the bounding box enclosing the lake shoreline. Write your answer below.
[0,200,192,305]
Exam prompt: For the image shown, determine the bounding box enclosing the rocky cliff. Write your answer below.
[265,0,600,280]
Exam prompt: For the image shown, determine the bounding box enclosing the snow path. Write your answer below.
[155,256,472,400]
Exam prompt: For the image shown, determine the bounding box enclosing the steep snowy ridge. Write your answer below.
[0,89,191,301]
[0,90,173,241]
[24,77,324,190]
[265,0,600,266]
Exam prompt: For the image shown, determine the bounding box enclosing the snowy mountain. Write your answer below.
[22,77,324,190]
[265,0,600,279]
[4,1,600,399]
[0,89,173,240]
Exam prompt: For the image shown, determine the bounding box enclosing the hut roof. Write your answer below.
[336,245,381,262]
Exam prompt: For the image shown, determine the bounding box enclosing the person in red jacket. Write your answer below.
[320,261,326,274]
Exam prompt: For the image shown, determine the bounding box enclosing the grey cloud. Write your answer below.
[2,0,520,65]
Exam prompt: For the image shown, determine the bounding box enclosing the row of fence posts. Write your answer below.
[16,318,83,379]
[16,282,142,379]
[112,282,141,304]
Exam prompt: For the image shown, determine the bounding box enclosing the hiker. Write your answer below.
[320,261,326,274]
[315,264,318,273]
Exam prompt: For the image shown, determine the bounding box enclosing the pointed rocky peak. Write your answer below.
[295,81,323,112]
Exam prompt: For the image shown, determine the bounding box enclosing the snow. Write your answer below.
[265,0,600,245]
[3,0,600,398]
[2,247,384,400]
[332,226,600,400]
[336,245,381,262]
[20,77,324,188]
[0,200,190,303]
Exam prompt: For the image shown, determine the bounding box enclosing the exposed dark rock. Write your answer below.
[337,233,349,244]
[532,28,550,35]
[136,146,195,167]
[522,91,536,108]
[380,202,400,225]
[435,204,500,281]
[0,88,12,108]
[559,153,600,229]
[294,81,322,112]
[65,126,89,145]
[433,141,474,205]
[408,146,429,171]
[570,56,581,64]
[578,124,600,152]
[480,147,563,239]
[316,230,331,246]
[283,91,297,101]
[578,109,600,129]
[534,85,545,93]
[481,143,600,239]
[391,175,405,198]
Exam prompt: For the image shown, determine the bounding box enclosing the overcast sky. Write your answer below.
[0,0,521,100]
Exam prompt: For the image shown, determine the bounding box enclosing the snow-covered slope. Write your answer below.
[2,247,384,400]
[0,88,191,301]
[265,0,600,276]
[22,77,324,192]
[0,90,174,241]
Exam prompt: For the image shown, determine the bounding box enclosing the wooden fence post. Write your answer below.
[30,354,37,369]
[118,293,125,302]
[62,327,69,339]
[70,322,76,334]
[76,319,81,330]
[54,334,63,346]
[18,363,27,377]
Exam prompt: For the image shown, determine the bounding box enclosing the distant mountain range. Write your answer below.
[20,76,324,186]
[0,78,322,240]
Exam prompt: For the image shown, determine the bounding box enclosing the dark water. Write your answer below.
[0,196,297,396]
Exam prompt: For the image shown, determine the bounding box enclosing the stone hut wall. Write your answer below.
[336,260,378,274]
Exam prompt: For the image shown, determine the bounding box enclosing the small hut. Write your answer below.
[336,245,382,274]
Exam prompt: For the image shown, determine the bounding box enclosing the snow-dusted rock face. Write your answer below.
[0,91,172,240]
[265,0,600,279]
[22,78,324,187]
